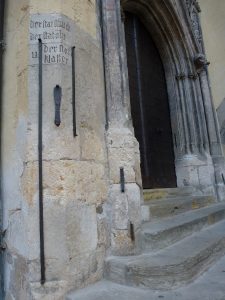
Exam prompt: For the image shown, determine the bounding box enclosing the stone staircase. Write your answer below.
[105,188,225,290]
[66,188,225,299]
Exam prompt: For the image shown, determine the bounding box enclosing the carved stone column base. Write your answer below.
[176,154,216,196]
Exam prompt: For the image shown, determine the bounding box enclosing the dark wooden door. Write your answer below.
[124,12,177,189]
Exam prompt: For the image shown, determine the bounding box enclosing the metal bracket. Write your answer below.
[0,242,6,251]
[120,167,125,193]
[0,229,7,251]
[121,7,125,22]
[130,222,135,241]
[54,85,62,127]
[0,40,6,51]
[71,46,77,137]
[0,229,6,236]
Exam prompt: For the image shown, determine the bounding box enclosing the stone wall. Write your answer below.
[199,0,225,150]
[1,0,225,299]
[2,0,109,298]
[199,0,225,109]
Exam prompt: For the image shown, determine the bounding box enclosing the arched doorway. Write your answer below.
[124,12,176,189]
[101,0,225,256]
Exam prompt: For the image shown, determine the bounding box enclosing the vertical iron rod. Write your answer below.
[120,167,125,193]
[99,0,109,129]
[38,39,45,285]
[222,174,225,185]
[0,0,5,297]
[72,46,77,137]
[54,85,62,127]
[130,222,135,241]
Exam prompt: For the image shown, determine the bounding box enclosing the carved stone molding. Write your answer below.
[185,0,202,48]
[176,73,186,80]
[185,0,201,13]
[176,73,198,80]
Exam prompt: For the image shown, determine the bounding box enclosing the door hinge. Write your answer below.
[0,40,6,51]
[121,7,125,22]
[0,229,7,251]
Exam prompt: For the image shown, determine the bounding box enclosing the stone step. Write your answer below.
[105,220,225,290]
[141,203,225,252]
[142,195,216,221]
[143,187,202,202]
[66,253,225,300]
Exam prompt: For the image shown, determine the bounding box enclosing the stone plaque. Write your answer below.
[29,14,74,66]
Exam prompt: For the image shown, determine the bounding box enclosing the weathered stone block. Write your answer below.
[22,160,107,207]
[97,214,111,250]
[30,280,68,300]
[109,184,141,229]
[107,127,136,149]
[198,164,214,186]
[80,126,105,162]
[141,205,150,223]
[111,229,136,256]
[107,127,141,185]
[109,183,141,255]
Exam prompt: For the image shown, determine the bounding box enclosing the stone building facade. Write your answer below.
[0,0,225,299]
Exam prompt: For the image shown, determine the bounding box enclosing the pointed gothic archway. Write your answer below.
[101,0,225,193]
[117,0,224,195]
[101,0,225,255]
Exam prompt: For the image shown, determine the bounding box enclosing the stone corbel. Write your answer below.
[186,0,201,13]
[195,1,201,13]
[194,53,210,73]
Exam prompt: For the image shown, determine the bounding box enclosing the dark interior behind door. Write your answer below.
[124,12,177,189]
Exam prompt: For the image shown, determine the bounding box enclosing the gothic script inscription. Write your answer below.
[29,14,74,66]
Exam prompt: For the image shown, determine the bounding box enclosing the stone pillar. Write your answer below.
[199,70,223,155]
[186,0,225,199]
[174,71,215,194]
[101,0,142,256]
[198,62,225,199]
[2,0,109,298]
